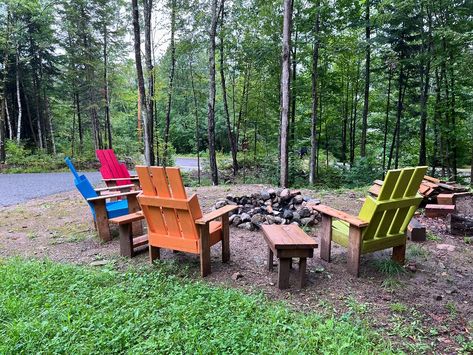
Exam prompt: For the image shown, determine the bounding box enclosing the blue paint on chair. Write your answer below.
[65,157,130,220]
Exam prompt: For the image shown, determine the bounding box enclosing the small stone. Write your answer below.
[406,262,417,272]
[215,200,228,209]
[267,188,276,197]
[238,222,254,231]
[293,195,304,204]
[269,282,275,286]
[273,203,280,208]
[90,260,108,266]
[307,198,321,205]
[446,289,458,295]
[437,244,455,252]
[261,191,271,201]
[226,194,234,201]
[251,213,265,227]
[231,272,243,281]
[266,205,273,214]
[292,212,301,224]
[265,200,272,206]
[232,216,242,226]
[280,188,290,200]
[283,210,293,219]
[299,207,312,218]
[300,216,315,226]
[240,213,251,222]
[434,295,443,301]
[274,217,284,224]
[266,215,275,225]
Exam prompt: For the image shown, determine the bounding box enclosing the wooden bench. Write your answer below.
[109,211,148,257]
[261,224,318,290]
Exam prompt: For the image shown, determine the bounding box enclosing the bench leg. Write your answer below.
[119,223,133,258]
[347,226,362,277]
[278,258,290,290]
[149,245,160,263]
[320,215,332,262]
[298,257,307,288]
[94,201,111,242]
[268,247,274,271]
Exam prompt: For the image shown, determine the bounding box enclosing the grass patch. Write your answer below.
[381,277,403,292]
[0,258,393,354]
[407,244,429,261]
[427,232,441,242]
[373,259,406,276]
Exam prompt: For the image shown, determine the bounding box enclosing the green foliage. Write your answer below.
[4,140,64,173]
[0,258,393,353]
[373,259,406,276]
[427,232,441,242]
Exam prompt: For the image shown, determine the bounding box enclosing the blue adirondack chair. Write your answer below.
[65,157,141,241]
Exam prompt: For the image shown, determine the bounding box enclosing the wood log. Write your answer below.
[437,194,455,205]
[424,204,456,218]
[406,218,426,242]
[448,214,473,236]
[423,175,441,184]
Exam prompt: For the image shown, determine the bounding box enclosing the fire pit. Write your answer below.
[212,188,321,231]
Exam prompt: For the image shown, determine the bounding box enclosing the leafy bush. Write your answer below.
[4,140,65,173]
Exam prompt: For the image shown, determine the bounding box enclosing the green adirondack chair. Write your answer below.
[314,166,427,276]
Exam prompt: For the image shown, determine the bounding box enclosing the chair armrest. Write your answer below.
[195,205,238,225]
[95,184,135,192]
[109,211,144,225]
[102,177,140,182]
[313,205,369,228]
[87,191,141,202]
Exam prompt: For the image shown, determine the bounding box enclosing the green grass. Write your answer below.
[373,259,406,276]
[0,258,393,354]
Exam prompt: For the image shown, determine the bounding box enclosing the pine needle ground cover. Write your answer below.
[0,258,391,354]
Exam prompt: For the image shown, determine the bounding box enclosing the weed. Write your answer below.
[446,301,457,317]
[390,302,407,313]
[345,296,368,315]
[427,232,441,242]
[407,244,429,261]
[464,237,472,245]
[373,259,406,276]
[382,277,402,292]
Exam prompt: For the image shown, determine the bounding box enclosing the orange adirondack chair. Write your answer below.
[136,166,238,277]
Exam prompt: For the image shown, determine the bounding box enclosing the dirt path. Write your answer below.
[0,184,471,353]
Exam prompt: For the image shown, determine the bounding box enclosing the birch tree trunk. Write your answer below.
[15,47,22,143]
[279,0,292,187]
[207,0,219,185]
[143,0,155,165]
[309,0,320,185]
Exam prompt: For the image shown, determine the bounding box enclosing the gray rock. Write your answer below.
[251,213,265,226]
[266,215,275,225]
[240,213,251,222]
[267,188,276,197]
[229,214,238,223]
[293,195,304,204]
[274,217,284,224]
[264,200,272,206]
[226,194,234,201]
[299,207,312,218]
[261,191,271,201]
[231,272,243,280]
[300,216,315,226]
[292,212,301,224]
[215,200,228,209]
[238,222,255,231]
[280,188,290,200]
[283,210,293,219]
[232,216,242,226]
[307,198,321,205]
[273,203,280,209]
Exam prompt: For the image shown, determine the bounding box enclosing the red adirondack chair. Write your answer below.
[96,149,140,187]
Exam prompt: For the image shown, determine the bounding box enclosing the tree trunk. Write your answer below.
[290,28,298,147]
[388,64,404,170]
[0,98,5,163]
[418,6,432,166]
[15,47,22,143]
[279,0,292,187]
[382,68,393,173]
[132,0,153,165]
[163,0,176,165]
[103,24,112,149]
[470,137,473,186]
[189,58,201,185]
[143,0,155,165]
[44,93,56,154]
[219,0,238,176]
[350,61,361,167]
[360,0,370,157]
[207,0,219,185]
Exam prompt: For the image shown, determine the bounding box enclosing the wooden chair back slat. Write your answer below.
[166,167,187,199]
[136,166,156,196]
[137,166,201,243]
[358,166,427,241]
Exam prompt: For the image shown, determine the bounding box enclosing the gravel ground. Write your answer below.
[0,172,102,207]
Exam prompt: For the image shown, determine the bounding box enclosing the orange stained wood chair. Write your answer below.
[136,166,238,277]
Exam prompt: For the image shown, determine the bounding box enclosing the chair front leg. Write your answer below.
[93,200,111,242]
[347,225,362,277]
[319,214,332,262]
[221,213,230,263]
[127,195,143,236]
[199,223,211,277]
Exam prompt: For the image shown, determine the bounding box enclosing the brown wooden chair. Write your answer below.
[136,166,237,277]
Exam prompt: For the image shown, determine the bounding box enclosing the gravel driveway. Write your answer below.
[0,172,102,207]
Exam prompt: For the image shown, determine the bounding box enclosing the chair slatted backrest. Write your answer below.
[65,157,98,214]
[96,149,131,185]
[136,166,202,250]
[358,166,427,240]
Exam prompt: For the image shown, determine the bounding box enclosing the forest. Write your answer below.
[0,0,472,187]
